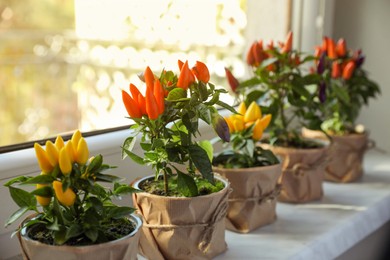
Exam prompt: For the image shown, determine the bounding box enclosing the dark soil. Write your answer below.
[27,218,136,246]
[139,175,224,197]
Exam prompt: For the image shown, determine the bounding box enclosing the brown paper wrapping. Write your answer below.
[213,164,282,233]
[132,174,230,260]
[261,142,328,203]
[18,214,142,260]
[301,128,369,183]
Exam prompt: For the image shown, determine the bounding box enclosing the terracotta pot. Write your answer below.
[213,163,282,233]
[261,141,328,203]
[301,128,370,183]
[18,214,142,260]
[132,174,230,260]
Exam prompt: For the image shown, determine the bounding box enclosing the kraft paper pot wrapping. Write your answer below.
[301,128,369,183]
[213,164,282,233]
[132,174,230,260]
[261,142,328,203]
[18,214,142,260]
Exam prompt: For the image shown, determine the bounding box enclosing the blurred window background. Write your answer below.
[0,0,290,149]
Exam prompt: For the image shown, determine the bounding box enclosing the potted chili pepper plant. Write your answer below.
[4,130,141,260]
[229,31,329,203]
[121,60,234,260]
[302,36,381,182]
[212,99,281,233]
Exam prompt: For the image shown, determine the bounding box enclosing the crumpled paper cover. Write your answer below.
[261,143,328,203]
[301,128,369,183]
[132,174,230,260]
[18,214,142,260]
[213,164,282,233]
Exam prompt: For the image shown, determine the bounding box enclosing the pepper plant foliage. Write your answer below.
[4,130,137,245]
[234,32,323,147]
[310,36,381,134]
[121,60,233,197]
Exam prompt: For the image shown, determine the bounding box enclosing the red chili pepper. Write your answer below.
[253,40,264,66]
[145,87,159,120]
[327,38,337,59]
[177,60,195,90]
[137,94,147,115]
[154,80,165,115]
[281,31,293,53]
[122,90,142,118]
[342,61,356,80]
[246,42,256,66]
[191,61,210,83]
[225,67,239,93]
[331,61,341,78]
[335,38,347,57]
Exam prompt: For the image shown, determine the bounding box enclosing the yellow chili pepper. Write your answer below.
[225,117,235,133]
[244,101,262,123]
[232,117,245,132]
[71,130,82,150]
[65,141,75,162]
[55,135,65,150]
[252,119,264,141]
[53,181,76,207]
[45,141,59,167]
[75,138,89,165]
[237,102,246,115]
[36,183,51,206]
[34,143,54,173]
[59,146,72,175]
[259,114,272,130]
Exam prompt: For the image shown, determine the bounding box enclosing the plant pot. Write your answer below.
[261,141,328,203]
[17,214,142,260]
[132,174,230,260]
[213,163,282,233]
[301,128,370,183]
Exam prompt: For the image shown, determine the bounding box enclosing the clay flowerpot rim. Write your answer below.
[261,138,330,154]
[20,213,143,248]
[132,174,230,200]
[212,163,281,174]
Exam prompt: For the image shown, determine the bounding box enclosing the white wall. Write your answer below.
[332,0,390,153]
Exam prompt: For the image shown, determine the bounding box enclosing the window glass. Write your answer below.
[0,0,289,148]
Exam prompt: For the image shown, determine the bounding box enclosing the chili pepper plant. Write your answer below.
[4,130,138,245]
[226,31,323,148]
[121,60,234,197]
[212,101,279,169]
[310,36,381,135]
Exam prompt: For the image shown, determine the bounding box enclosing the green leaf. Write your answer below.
[5,207,29,227]
[188,144,214,184]
[88,154,103,172]
[3,176,29,187]
[197,103,212,124]
[198,81,209,101]
[215,100,237,114]
[177,171,198,197]
[167,88,187,101]
[53,228,67,245]
[123,149,145,165]
[66,224,83,241]
[121,137,136,159]
[85,228,98,243]
[9,186,37,208]
[107,206,135,219]
[198,141,213,162]
[88,197,104,215]
[31,186,52,197]
[22,174,55,185]
[333,85,350,104]
[113,184,140,196]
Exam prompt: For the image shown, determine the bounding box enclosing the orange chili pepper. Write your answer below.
[137,94,147,115]
[129,83,142,102]
[178,60,184,71]
[122,90,142,118]
[191,61,210,83]
[225,67,239,93]
[145,87,159,120]
[342,60,356,80]
[144,66,155,91]
[281,31,293,54]
[154,80,165,115]
[331,61,341,78]
[314,46,322,58]
[327,38,337,59]
[177,61,195,90]
[246,42,256,66]
[321,36,328,52]
[336,38,347,57]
